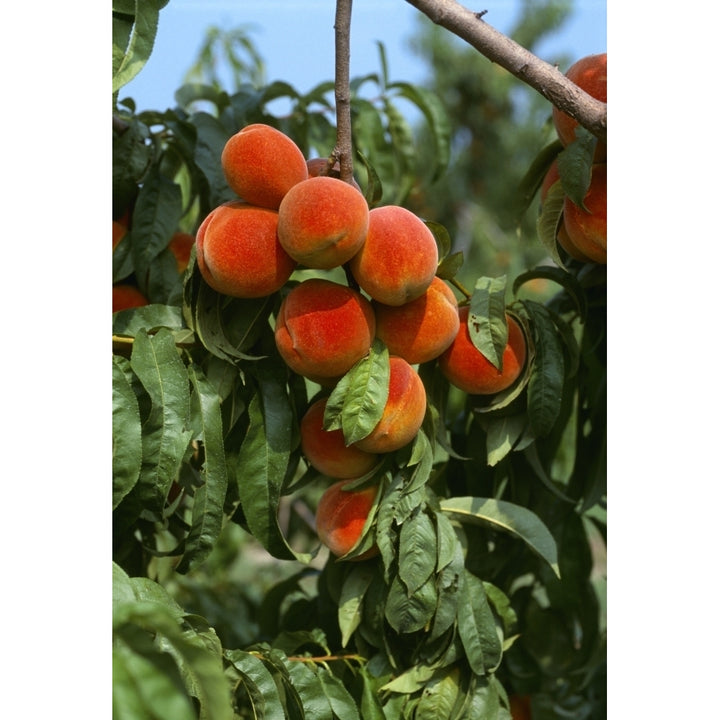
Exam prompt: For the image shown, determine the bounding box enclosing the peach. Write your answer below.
[168,231,195,274]
[277,176,369,269]
[113,284,149,313]
[300,397,379,479]
[439,307,527,395]
[353,356,427,454]
[306,157,362,192]
[112,220,127,252]
[373,276,460,365]
[540,160,594,263]
[221,123,308,210]
[562,163,606,264]
[315,479,379,559]
[348,205,439,306]
[552,53,607,161]
[274,278,376,384]
[195,201,297,298]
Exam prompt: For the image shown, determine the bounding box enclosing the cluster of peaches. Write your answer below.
[542,52,607,264]
[195,122,528,559]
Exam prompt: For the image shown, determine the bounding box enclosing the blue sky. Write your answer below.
[122,0,607,111]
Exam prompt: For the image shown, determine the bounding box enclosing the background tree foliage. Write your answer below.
[112,1,606,717]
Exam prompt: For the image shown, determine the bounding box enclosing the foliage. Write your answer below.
[113,3,606,718]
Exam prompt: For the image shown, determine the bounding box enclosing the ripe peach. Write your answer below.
[221,123,308,210]
[562,163,607,264]
[113,284,149,313]
[315,479,379,559]
[373,276,460,365]
[509,694,532,720]
[300,397,380,479]
[552,53,607,161]
[277,176,369,269]
[168,231,195,274]
[348,205,439,306]
[274,278,376,384]
[439,307,527,395]
[540,160,594,263]
[353,356,427,454]
[306,157,362,192]
[195,201,297,298]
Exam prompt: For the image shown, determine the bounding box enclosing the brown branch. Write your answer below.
[332,0,355,183]
[404,0,607,143]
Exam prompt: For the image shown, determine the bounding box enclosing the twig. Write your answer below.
[332,0,355,183]
[404,0,607,143]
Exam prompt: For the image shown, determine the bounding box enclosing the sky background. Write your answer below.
[122,0,608,112]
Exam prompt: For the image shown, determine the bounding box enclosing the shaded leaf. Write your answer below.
[113,356,143,509]
[439,497,559,576]
[399,509,437,595]
[469,276,508,371]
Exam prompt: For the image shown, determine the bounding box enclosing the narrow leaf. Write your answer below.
[224,649,286,720]
[398,510,437,595]
[338,563,375,647]
[439,497,559,577]
[113,0,162,93]
[113,356,142,509]
[469,276,508,371]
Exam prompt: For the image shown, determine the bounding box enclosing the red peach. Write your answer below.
[167,231,195,274]
[221,123,308,210]
[315,479,379,559]
[300,397,380,479]
[562,163,606,264]
[353,356,427,454]
[277,176,369,269]
[274,278,376,384]
[349,205,439,306]
[439,307,527,395]
[195,201,297,298]
[113,284,149,313]
[306,157,362,192]
[373,277,460,365]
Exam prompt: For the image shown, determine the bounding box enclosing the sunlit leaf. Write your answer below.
[469,276,508,371]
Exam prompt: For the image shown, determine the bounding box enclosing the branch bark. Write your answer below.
[333,0,355,183]
[404,0,607,143]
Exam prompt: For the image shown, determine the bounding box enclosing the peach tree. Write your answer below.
[112,1,606,718]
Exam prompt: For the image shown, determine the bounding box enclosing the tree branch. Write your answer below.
[404,0,607,143]
[333,0,355,183]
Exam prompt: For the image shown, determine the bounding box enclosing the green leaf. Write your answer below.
[457,570,503,676]
[175,364,229,574]
[113,1,163,93]
[399,509,437,596]
[439,497,559,577]
[130,328,193,510]
[317,667,362,720]
[130,167,184,282]
[324,339,390,445]
[469,276,508,371]
[484,413,528,467]
[512,266,587,321]
[381,663,437,694]
[113,356,142,509]
[523,300,565,437]
[338,563,375,647]
[557,128,596,209]
[224,649,286,720]
[113,304,186,338]
[385,573,437,634]
[281,655,335,720]
[414,667,462,720]
[387,81,452,181]
[535,181,567,269]
[235,364,312,563]
[191,111,235,207]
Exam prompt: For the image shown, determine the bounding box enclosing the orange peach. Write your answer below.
[274,278,376,384]
[306,157,362,192]
[277,176,369,269]
[373,276,460,365]
[353,356,427,454]
[168,231,195,274]
[221,123,308,210]
[315,479,379,559]
[552,53,607,161]
[348,205,438,306]
[300,397,380,479]
[112,220,127,252]
[562,163,606,264]
[113,284,149,313]
[195,201,297,298]
[439,307,527,395]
